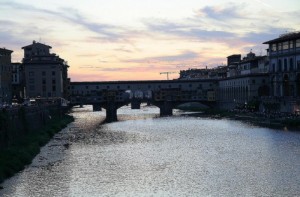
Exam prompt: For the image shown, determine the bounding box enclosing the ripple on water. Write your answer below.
[1,105,300,197]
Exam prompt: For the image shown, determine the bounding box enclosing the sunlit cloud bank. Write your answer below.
[1,0,300,81]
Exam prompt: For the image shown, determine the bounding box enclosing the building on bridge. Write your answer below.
[179,66,227,80]
[0,48,13,105]
[22,41,70,99]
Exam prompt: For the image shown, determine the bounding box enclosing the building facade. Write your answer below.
[11,62,25,102]
[217,74,269,109]
[263,32,300,97]
[22,41,69,99]
[0,48,13,104]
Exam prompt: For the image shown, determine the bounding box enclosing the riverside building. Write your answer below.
[217,52,269,110]
[22,41,69,99]
[262,31,300,112]
[0,48,13,105]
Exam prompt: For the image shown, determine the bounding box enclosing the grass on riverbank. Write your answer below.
[0,114,74,184]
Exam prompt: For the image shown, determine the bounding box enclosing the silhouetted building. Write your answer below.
[0,48,13,104]
[227,54,241,66]
[179,68,209,79]
[11,62,25,102]
[22,41,69,99]
[238,51,268,75]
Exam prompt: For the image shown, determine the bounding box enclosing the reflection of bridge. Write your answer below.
[70,80,217,122]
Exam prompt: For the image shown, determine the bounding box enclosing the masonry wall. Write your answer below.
[0,105,61,150]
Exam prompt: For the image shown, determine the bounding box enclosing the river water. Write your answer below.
[1,105,300,197]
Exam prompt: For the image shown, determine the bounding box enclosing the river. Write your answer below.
[1,105,300,197]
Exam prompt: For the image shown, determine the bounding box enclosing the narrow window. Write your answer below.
[290,58,294,71]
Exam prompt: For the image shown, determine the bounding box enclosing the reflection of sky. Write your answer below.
[1,0,300,81]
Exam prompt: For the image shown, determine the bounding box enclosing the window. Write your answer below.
[52,71,56,76]
[85,85,89,89]
[296,39,300,48]
[290,41,294,49]
[290,58,294,71]
[42,79,46,84]
[272,63,275,72]
[42,71,46,76]
[271,44,277,52]
[283,41,289,50]
[284,59,287,71]
[96,86,99,89]
[278,43,283,51]
[278,59,282,72]
[297,60,300,71]
[52,86,56,91]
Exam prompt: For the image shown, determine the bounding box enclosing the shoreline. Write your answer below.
[177,108,300,132]
[0,114,74,185]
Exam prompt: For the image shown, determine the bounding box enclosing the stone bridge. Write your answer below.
[70,79,217,122]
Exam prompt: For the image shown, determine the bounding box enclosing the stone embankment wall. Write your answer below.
[0,105,61,150]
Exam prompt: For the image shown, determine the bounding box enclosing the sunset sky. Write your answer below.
[1,0,300,81]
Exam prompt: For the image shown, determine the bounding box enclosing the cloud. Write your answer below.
[70,72,112,82]
[91,64,178,72]
[125,51,200,63]
[77,54,99,57]
[241,27,295,44]
[146,20,237,42]
[197,3,246,20]
[0,1,126,41]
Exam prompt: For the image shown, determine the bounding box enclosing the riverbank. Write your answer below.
[176,106,300,131]
[0,114,74,184]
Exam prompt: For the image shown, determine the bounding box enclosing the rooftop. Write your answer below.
[0,48,13,54]
[263,31,300,44]
[22,40,52,49]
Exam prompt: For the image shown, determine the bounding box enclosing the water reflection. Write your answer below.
[1,105,300,196]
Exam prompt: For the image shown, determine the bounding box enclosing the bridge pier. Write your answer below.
[159,101,173,116]
[92,104,102,111]
[131,99,141,109]
[105,102,118,123]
